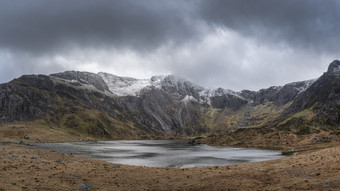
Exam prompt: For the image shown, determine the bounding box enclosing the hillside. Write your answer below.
[1,60,340,148]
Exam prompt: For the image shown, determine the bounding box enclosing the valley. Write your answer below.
[1,61,340,149]
[1,1,340,190]
[1,60,340,190]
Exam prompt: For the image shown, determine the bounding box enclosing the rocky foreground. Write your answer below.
[0,143,339,191]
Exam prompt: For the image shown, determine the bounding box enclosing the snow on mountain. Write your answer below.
[297,79,318,92]
[285,78,318,93]
[51,71,317,105]
[198,88,245,106]
[161,75,199,89]
[181,95,197,103]
[199,88,244,99]
[50,71,110,93]
[98,72,204,97]
[98,72,165,96]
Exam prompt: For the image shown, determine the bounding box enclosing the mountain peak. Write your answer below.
[50,70,110,92]
[98,72,152,96]
[327,60,340,73]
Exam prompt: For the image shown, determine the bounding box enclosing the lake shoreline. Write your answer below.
[1,142,340,190]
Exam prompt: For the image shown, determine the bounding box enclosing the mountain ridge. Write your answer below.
[0,60,340,148]
[50,69,316,103]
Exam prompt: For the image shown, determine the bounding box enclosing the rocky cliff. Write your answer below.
[1,60,340,141]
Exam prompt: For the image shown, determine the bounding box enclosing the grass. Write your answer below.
[0,120,83,143]
[202,101,291,132]
[279,103,319,126]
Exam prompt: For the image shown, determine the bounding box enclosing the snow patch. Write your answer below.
[150,75,166,88]
[199,88,244,99]
[98,72,156,96]
[297,79,317,92]
[287,78,318,93]
[98,72,202,97]
[271,86,282,91]
[181,95,197,103]
[198,88,245,106]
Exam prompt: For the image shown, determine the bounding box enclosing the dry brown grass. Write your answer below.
[0,143,339,190]
[0,121,98,143]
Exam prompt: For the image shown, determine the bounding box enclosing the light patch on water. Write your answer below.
[31,140,284,168]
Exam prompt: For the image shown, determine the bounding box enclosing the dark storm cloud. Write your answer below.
[1,0,339,54]
[0,0,339,90]
[0,0,200,54]
[199,0,340,53]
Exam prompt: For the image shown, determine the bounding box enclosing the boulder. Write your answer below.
[78,182,92,190]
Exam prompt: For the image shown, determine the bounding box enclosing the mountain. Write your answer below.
[0,60,340,147]
[283,60,340,122]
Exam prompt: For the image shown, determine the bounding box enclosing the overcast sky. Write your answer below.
[1,0,339,90]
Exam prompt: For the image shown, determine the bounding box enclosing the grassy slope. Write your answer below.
[0,79,161,143]
[203,101,291,132]
[2,78,340,150]
[195,101,340,151]
[2,96,339,149]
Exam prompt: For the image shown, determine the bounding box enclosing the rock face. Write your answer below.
[327,60,340,73]
[0,77,53,122]
[51,71,110,92]
[283,60,340,126]
[0,60,339,138]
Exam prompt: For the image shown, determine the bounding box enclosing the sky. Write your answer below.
[0,0,340,91]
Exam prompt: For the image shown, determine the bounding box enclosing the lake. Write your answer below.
[31,140,284,168]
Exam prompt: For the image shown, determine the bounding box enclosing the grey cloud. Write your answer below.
[0,51,66,83]
[1,0,339,54]
[0,0,201,54]
[0,0,339,90]
[171,55,331,91]
[199,0,340,53]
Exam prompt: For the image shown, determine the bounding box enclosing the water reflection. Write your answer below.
[32,140,284,168]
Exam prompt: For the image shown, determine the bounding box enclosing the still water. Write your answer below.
[32,140,283,168]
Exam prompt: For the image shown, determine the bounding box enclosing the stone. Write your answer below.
[78,182,92,190]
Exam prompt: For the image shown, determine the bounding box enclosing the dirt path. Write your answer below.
[0,143,339,190]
